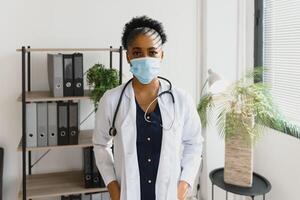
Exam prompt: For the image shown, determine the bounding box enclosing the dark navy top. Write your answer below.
[135,98,163,200]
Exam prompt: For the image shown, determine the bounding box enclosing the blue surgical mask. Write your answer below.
[129,57,161,84]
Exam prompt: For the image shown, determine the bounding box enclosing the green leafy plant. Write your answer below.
[86,63,119,110]
[198,67,300,145]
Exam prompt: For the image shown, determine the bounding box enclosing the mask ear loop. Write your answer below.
[144,94,176,131]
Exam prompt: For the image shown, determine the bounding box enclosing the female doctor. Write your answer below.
[93,16,203,200]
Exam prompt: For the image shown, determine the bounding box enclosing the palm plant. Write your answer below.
[198,67,300,144]
[198,67,300,187]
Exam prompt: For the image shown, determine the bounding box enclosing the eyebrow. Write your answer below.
[148,47,158,50]
[132,47,142,50]
[131,47,159,50]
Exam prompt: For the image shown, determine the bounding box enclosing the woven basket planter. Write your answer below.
[224,114,254,187]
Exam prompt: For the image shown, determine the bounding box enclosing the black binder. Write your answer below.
[57,102,69,145]
[70,194,82,200]
[61,194,81,200]
[0,148,3,200]
[63,54,74,96]
[61,195,71,200]
[92,151,105,188]
[83,147,93,188]
[73,53,84,96]
[99,173,106,188]
[68,102,79,145]
[92,152,100,188]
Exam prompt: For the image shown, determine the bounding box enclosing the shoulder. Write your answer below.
[96,83,127,115]
[104,83,125,96]
[100,83,125,103]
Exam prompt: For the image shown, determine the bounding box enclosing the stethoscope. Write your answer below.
[109,76,175,136]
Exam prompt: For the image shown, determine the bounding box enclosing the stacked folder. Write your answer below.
[101,192,110,200]
[62,192,110,200]
[26,101,79,147]
[48,53,84,97]
[83,147,106,189]
[61,194,82,200]
[82,192,110,200]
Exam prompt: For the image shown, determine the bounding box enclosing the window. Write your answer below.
[255,0,300,128]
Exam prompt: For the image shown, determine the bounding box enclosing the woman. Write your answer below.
[93,16,203,200]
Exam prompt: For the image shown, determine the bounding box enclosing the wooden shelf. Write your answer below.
[16,47,121,52]
[16,45,122,200]
[18,170,107,199]
[17,130,94,152]
[17,90,92,102]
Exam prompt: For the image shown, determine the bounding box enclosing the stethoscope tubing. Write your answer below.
[109,76,174,136]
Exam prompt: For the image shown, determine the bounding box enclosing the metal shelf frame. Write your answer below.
[19,45,123,200]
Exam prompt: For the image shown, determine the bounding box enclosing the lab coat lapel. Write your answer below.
[155,80,178,200]
[121,81,137,156]
[121,81,140,200]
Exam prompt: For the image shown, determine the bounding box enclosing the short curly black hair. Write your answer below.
[121,15,167,50]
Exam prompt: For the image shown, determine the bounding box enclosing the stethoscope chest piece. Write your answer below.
[109,127,117,136]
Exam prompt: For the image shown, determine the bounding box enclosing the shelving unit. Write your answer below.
[18,171,108,199]
[17,46,123,200]
[17,90,91,102]
[17,129,94,152]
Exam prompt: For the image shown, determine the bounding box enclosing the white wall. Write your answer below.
[2,1,299,200]
[200,1,300,200]
[199,0,239,199]
[0,0,199,199]
[254,129,300,200]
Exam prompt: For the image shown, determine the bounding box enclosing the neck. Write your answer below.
[132,77,160,95]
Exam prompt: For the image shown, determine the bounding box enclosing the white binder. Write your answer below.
[26,103,37,147]
[37,102,48,147]
[47,102,57,146]
[48,54,64,97]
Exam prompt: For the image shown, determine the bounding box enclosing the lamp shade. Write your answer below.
[208,69,222,86]
[207,69,229,94]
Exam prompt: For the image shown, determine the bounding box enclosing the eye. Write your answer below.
[149,51,158,57]
[132,51,142,57]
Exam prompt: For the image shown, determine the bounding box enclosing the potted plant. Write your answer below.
[198,67,299,187]
[86,63,119,111]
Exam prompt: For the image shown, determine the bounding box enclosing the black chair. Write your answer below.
[0,147,3,200]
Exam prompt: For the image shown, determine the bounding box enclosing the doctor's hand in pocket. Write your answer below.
[177,180,189,200]
[107,180,121,200]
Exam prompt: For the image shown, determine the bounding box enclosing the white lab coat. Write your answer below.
[93,79,204,200]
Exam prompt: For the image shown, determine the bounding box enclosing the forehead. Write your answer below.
[128,34,162,49]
